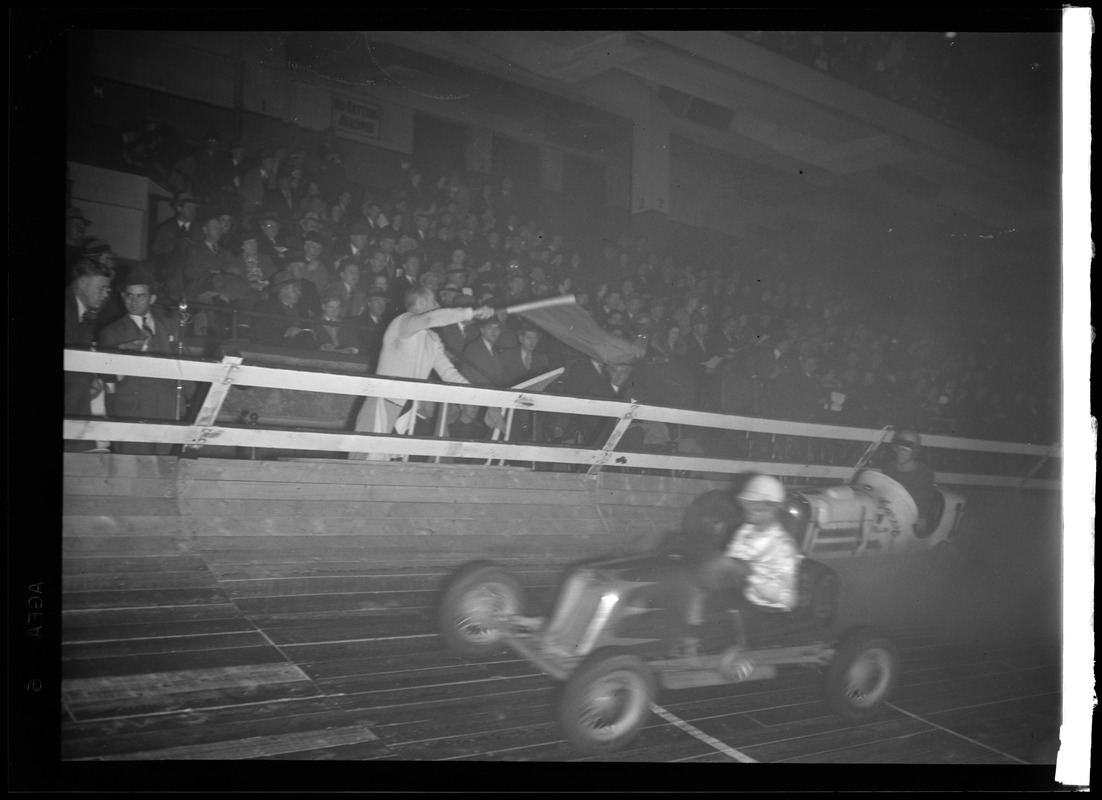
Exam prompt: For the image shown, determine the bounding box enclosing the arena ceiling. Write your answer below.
[283,30,1061,255]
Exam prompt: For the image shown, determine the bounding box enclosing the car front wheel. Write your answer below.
[437,562,526,657]
[558,652,656,755]
[825,628,899,721]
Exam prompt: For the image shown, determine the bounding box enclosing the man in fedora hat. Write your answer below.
[250,270,318,349]
[150,191,202,294]
[98,267,193,454]
[332,218,372,270]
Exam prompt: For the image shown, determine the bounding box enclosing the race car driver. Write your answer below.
[882,429,937,535]
[680,474,803,653]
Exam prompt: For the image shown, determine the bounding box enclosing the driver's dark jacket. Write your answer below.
[883,460,937,521]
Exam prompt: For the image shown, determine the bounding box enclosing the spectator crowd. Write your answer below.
[64,122,1057,455]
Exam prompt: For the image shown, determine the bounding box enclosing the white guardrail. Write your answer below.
[63,349,1061,489]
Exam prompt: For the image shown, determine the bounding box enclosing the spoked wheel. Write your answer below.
[437,563,526,657]
[558,653,656,755]
[825,628,899,721]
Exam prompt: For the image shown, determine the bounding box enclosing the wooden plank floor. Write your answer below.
[60,558,1062,766]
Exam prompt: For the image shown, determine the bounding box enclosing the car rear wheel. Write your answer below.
[437,563,525,657]
[558,653,656,755]
[825,628,899,721]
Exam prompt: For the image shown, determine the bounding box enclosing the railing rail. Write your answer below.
[63,348,1062,490]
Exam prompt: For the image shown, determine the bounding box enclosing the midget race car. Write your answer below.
[436,470,959,755]
[781,469,966,561]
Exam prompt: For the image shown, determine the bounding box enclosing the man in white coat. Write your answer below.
[349,286,495,460]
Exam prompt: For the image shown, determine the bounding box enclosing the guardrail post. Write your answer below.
[182,355,245,452]
[587,403,639,475]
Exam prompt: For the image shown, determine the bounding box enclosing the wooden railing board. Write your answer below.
[62,555,210,574]
[62,476,179,498]
[181,457,594,489]
[62,452,180,479]
[173,498,607,520]
[176,480,596,506]
[62,496,181,518]
[61,536,195,556]
[62,517,194,538]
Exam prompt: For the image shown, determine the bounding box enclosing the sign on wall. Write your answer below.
[333,93,381,142]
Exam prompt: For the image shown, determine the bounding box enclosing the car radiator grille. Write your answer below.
[544,572,603,655]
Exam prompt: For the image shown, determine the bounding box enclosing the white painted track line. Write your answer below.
[650,702,759,763]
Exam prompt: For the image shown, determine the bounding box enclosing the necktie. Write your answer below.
[81,309,96,324]
[142,315,154,338]
[522,352,531,371]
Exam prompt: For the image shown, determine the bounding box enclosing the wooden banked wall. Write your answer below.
[63,453,726,568]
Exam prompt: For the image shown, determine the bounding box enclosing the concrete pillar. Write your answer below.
[630,93,675,251]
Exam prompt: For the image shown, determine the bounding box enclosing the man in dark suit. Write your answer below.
[150,191,202,293]
[389,252,421,311]
[181,212,241,301]
[454,316,508,439]
[65,258,115,451]
[250,271,318,349]
[560,355,614,446]
[500,323,552,443]
[98,268,193,454]
[315,295,360,356]
[352,288,391,369]
[322,259,367,320]
[264,173,298,223]
[331,218,373,270]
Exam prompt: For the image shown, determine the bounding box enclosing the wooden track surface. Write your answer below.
[61,560,1061,765]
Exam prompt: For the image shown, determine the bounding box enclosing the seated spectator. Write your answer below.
[769,354,828,422]
[354,288,392,369]
[498,322,552,443]
[217,210,243,256]
[237,236,277,290]
[250,271,319,349]
[315,295,360,356]
[332,218,372,269]
[65,258,115,451]
[286,260,322,317]
[182,212,252,302]
[300,233,330,295]
[454,315,509,439]
[323,259,367,319]
[98,267,194,454]
[255,211,289,266]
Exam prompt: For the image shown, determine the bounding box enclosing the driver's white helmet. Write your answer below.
[737,474,786,503]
